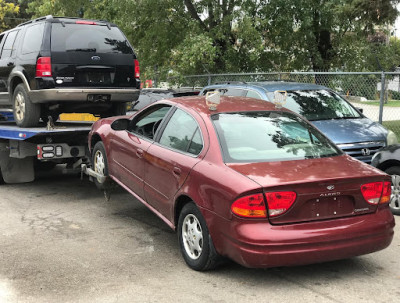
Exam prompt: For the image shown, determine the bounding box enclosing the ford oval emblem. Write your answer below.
[91,56,101,61]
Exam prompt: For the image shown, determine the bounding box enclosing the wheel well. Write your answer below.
[174,195,193,227]
[10,77,23,95]
[90,134,102,150]
[376,160,400,172]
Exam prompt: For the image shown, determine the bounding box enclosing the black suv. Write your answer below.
[0,15,140,127]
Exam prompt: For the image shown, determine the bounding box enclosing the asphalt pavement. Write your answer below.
[0,168,399,303]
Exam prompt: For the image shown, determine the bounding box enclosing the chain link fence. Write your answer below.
[164,71,400,139]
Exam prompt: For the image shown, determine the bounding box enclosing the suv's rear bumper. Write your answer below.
[29,88,140,103]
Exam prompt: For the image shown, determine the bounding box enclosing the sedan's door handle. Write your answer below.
[136,148,144,158]
[173,167,181,176]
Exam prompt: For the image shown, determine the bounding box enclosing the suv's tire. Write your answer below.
[384,166,400,215]
[13,84,41,127]
[91,141,112,190]
[178,202,221,271]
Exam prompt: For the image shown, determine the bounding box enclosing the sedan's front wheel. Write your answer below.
[178,203,220,271]
[91,141,112,190]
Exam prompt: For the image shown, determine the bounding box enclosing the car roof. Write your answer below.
[208,81,328,92]
[162,95,294,116]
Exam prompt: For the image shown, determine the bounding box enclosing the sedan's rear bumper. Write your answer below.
[29,88,140,103]
[204,206,395,268]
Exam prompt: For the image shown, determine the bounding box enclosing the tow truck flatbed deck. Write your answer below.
[0,121,93,140]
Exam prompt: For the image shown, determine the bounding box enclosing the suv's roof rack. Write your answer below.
[214,81,247,85]
[17,15,53,27]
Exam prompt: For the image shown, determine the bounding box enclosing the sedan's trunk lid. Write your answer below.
[227,155,389,224]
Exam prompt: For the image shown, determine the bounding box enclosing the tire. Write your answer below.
[178,202,220,271]
[13,84,41,127]
[91,141,112,190]
[385,166,400,216]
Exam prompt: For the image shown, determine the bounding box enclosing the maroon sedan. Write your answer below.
[88,96,395,270]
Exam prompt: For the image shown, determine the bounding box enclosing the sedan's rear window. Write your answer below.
[51,23,133,54]
[212,111,341,163]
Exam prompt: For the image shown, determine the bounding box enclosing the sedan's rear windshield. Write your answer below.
[212,111,341,163]
[275,90,361,121]
[51,23,133,54]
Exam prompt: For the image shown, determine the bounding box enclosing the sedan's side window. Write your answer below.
[130,105,171,140]
[159,108,203,155]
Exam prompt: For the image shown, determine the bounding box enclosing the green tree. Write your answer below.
[24,0,400,75]
[0,0,20,32]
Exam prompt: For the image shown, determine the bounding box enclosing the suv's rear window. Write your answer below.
[51,23,133,54]
[212,111,341,163]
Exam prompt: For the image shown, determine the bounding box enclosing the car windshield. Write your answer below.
[51,23,133,54]
[212,111,341,163]
[270,89,362,121]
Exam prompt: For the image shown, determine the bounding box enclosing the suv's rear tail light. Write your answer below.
[36,57,52,77]
[134,59,140,79]
[360,181,391,205]
[231,194,266,218]
[76,20,97,25]
[265,191,297,217]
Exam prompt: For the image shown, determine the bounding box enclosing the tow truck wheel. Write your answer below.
[92,141,111,190]
[13,84,41,127]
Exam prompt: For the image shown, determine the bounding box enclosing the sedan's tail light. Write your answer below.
[361,181,391,205]
[381,181,391,204]
[36,57,52,77]
[231,194,266,218]
[134,59,140,79]
[265,191,297,217]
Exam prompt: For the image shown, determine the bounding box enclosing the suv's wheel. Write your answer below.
[385,166,400,215]
[13,84,41,127]
[91,141,112,190]
[178,203,220,271]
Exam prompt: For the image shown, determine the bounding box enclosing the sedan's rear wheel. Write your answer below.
[385,166,400,215]
[91,141,111,190]
[178,203,220,271]
[13,84,41,127]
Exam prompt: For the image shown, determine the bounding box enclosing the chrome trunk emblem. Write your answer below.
[327,185,335,190]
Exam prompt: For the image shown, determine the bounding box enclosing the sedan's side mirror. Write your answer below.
[356,107,364,114]
[111,118,130,131]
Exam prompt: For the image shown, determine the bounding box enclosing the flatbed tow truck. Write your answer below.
[0,110,101,184]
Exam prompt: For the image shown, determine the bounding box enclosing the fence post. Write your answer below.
[378,72,385,124]
[208,74,212,86]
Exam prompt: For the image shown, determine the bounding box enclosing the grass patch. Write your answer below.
[382,120,400,139]
[352,100,400,107]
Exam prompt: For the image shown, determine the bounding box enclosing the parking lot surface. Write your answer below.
[0,168,399,303]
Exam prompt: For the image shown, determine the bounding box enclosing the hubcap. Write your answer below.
[94,150,105,183]
[14,92,25,122]
[390,174,400,211]
[182,214,203,260]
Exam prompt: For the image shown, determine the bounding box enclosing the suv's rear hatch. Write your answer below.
[50,21,137,88]
[227,155,389,224]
